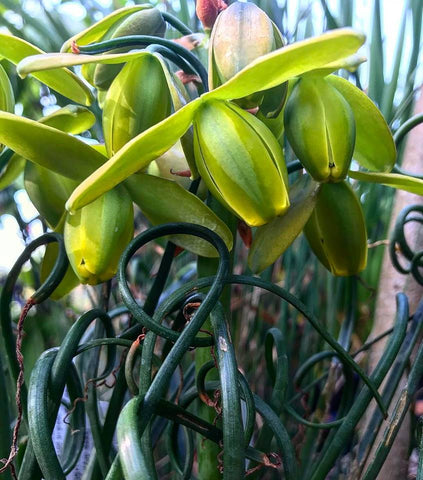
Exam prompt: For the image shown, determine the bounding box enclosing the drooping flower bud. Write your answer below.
[211,2,275,83]
[304,181,367,276]
[102,52,172,156]
[193,99,289,227]
[284,76,356,182]
[209,1,287,113]
[92,8,166,91]
[64,185,134,285]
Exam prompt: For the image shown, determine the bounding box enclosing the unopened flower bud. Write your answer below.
[209,1,287,113]
[304,181,367,276]
[102,52,172,156]
[93,8,166,91]
[64,185,134,285]
[193,99,289,226]
[284,76,356,182]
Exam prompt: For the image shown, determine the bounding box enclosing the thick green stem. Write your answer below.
[196,198,237,479]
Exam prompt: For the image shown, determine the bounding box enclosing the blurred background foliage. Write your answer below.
[0,0,422,478]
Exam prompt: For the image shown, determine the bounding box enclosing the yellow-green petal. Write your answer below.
[0,156,26,189]
[349,170,423,195]
[24,162,78,228]
[17,51,149,76]
[328,75,396,172]
[204,28,365,102]
[40,216,80,300]
[284,76,355,182]
[66,98,201,213]
[0,33,93,106]
[0,111,104,180]
[23,105,98,227]
[0,105,95,190]
[40,105,96,134]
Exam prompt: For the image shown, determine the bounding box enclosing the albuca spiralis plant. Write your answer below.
[0,1,423,479]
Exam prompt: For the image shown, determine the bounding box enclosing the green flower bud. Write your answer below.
[93,8,166,91]
[304,181,367,276]
[284,76,356,182]
[193,99,289,227]
[103,53,172,156]
[64,185,134,285]
[110,7,166,38]
[211,2,275,83]
[209,1,287,113]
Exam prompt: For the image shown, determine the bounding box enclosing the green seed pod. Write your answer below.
[64,185,134,285]
[93,8,166,91]
[0,64,14,152]
[193,99,289,227]
[284,76,356,182]
[209,1,287,113]
[304,181,367,276]
[103,53,172,156]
